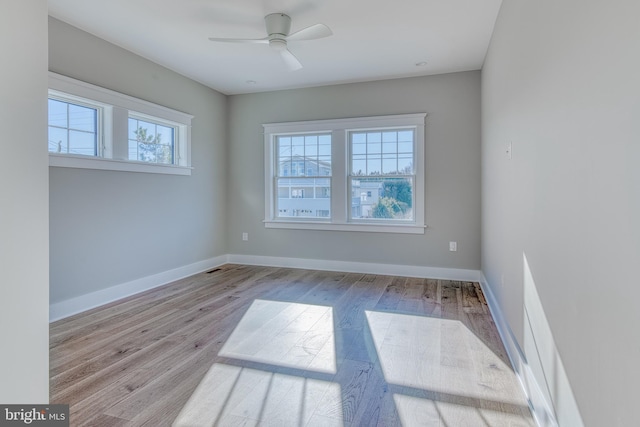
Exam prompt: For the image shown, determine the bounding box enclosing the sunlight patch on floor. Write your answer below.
[219,299,337,374]
[365,310,527,407]
[173,363,343,427]
[393,394,535,427]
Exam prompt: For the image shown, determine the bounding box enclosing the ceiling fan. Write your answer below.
[208,13,332,71]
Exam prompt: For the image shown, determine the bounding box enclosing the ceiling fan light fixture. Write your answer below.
[269,38,287,52]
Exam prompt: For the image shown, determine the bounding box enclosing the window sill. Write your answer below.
[49,153,192,176]
[264,220,426,234]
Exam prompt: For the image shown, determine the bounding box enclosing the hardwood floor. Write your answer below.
[50,265,535,426]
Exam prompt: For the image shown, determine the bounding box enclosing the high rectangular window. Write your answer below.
[264,113,426,234]
[128,116,176,164]
[48,97,100,156]
[48,72,192,175]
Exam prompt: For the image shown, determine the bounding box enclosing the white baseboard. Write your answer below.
[49,255,228,322]
[50,253,481,322]
[227,254,482,282]
[478,273,558,427]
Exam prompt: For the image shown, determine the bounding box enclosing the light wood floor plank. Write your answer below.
[50,265,534,426]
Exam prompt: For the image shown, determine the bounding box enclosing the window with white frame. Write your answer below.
[48,96,101,157]
[264,113,426,234]
[349,128,417,222]
[275,133,332,219]
[48,72,192,175]
[128,115,176,165]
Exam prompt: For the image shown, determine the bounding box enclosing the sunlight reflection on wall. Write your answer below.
[523,253,583,426]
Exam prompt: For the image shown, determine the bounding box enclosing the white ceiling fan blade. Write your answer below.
[280,48,303,71]
[208,37,269,44]
[286,23,332,42]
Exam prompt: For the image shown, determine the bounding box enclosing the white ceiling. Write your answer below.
[48,0,502,95]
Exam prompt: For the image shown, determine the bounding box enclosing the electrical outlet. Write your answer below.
[242,232,248,241]
[449,241,457,252]
[506,141,512,160]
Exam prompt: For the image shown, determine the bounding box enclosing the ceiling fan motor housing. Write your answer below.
[265,13,292,37]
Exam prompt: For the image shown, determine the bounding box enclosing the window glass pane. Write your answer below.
[68,104,96,132]
[398,141,413,154]
[279,160,291,176]
[368,133,382,154]
[276,177,331,218]
[134,120,157,142]
[156,143,174,164]
[48,127,67,153]
[279,139,291,158]
[128,118,138,139]
[48,98,98,156]
[156,125,174,145]
[350,129,414,176]
[367,156,381,175]
[129,117,176,165]
[305,135,318,157]
[318,135,331,155]
[69,130,96,156]
[352,141,366,155]
[352,132,366,143]
[398,130,414,142]
[382,155,397,174]
[48,99,67,127]
[138,143,157,163]
[350,177,413,221]
[398,155,413,174]
[382,131,397,142]
[291,136,304,156]
[382,141,397,154]
[352,157,366,176]
[318,156,331,174]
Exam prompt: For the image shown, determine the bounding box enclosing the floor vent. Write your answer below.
[206,268,222,274]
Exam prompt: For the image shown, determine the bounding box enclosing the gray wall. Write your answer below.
[227,72,481,269]
[0,0,49,402]
[48,18,228,304]
[482,0,640,425]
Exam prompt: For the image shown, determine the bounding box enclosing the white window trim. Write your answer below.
[264,113,427,234]
[48,72,193,175]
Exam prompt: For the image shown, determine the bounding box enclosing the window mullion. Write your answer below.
[111,106,129,161]
[331,130,346,223]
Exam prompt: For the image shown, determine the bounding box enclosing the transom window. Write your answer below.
[264,113,426,234]
[128,116,176,165]
[48,97,100,156]
[48,72,192,175]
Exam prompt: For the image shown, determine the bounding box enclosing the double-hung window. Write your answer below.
[349,129,416,222]
[264,113,426,234]
[48,72,192,175]
[275,133,332,219]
